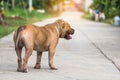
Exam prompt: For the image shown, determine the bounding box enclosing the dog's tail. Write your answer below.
[15,26,25,47]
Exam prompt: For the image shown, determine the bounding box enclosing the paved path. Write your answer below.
[0,11,120,80]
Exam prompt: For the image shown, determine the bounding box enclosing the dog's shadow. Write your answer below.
[0,64,54,73]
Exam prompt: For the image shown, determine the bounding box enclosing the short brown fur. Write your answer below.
[13,19,75,73]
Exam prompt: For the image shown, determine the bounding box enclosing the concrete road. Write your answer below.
[0,11,120,80]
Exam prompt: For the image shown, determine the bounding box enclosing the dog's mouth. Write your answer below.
[64,34,72,40]
[64,29,74,40]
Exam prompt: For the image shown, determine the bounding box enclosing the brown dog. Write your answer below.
[13,19,75,73]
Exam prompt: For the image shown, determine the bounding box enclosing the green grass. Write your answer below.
[5,8,52,24]
[103,18,113,24]
[0,26,17,38]
[0,8,52,38]
[82,12,91,20]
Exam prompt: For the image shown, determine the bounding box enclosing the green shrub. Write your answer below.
[0,8,51,38]
[90,0,120,18]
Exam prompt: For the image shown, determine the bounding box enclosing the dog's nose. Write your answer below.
[70,28,75,35]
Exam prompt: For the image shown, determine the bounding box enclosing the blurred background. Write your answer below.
[0,0,120,38]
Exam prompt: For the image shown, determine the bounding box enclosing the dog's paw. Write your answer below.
[50,67,58,70]
[17,68,28,73]
[22,68,28,73]
[34,65,41,69]
[17,68,23,72]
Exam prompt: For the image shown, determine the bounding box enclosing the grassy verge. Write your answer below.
[0,26,17,38]
[0,9,52,38]
[82,12,92,20]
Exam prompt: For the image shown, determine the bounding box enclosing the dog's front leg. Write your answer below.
[34,51,42,69]
[48,47,58,70]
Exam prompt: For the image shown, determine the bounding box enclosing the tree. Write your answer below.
[0,0,5,25]
[11,0,14,10]
[90,0,120,18]
[44,0,64,13]
[33,0,44,9]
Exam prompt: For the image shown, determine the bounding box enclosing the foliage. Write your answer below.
[0,0,56,38]
[1,0,64,14]
[0,8,51,38]
[15,0,27,9]
[5,8,51,21]
[0,26,16,38]
[33,0,44,9]
[90,0,120,18]
[82,12,91,19]
[44,0,64,13]
[2,0,44,9]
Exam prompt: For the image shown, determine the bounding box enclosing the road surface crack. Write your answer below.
[79,28,120,72]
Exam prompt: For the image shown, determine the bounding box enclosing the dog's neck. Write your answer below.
[55,22,62,37]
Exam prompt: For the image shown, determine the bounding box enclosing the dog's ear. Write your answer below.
[56,19,64,24]
[56,19,66,29]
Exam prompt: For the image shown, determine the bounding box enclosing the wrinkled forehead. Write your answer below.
[65,22,71,29]
[56,19,71,28]
[64,22,71,29]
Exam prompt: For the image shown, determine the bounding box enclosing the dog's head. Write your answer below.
[56,19,75,40]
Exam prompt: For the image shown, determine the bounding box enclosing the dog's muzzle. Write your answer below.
[64,28,75,40]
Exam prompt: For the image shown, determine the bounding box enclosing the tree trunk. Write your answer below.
[11,0,15,10]
[29,0,32,11]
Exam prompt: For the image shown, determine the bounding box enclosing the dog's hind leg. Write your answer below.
[15,47,23,72]
[34,51,42,69]
[23,48,33,73]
